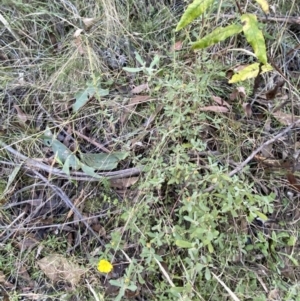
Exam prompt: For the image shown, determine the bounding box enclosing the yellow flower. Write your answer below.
[97,259,113,273]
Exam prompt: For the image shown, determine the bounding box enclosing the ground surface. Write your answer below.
[0,0,300,300]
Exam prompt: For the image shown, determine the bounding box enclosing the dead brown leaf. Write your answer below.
[242,103,252,117]
[272,111,300,126]
[13,104,28,123]
[73,29,84,55]
[212,96,231,108]
[266,79,285,100]
[267,289,280,301]
[286,173,300,192]
[109,177,139,189]
[82,17,97,30]
[170,40,183,51]
[229,86,246,100]
[121,95,151,124]
[37,254,86,288]
[131,83,149,94]
[199,106,229,113]
[128,95,151,106]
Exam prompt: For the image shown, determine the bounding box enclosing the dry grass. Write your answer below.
[0,0,300,300]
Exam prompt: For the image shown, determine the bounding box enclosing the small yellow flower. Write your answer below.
[97,259,113,273]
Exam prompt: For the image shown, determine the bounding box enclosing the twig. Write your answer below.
[31,170,106,246]
[212,272,241,301]
[73,130,110,153]
[0,140,142,181]
[221,14,300,24]
[204,120,300,192]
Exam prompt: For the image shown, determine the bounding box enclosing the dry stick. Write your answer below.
[204,120,300,193]
[0,140,142,181]
[222,14,300,24]
[31,169,106,247]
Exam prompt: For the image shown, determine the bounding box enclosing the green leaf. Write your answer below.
[72,86,109,112]
[149,55,160,69]
[175,240,193,248]
[43,137,81,171]
[205,267,211,280]
[254,210,268,221]
[192,24,242,49]
[208,242,214,253]
[122,67,144,73]
[79,152,128,171]
[134,51,145,66]
[254,0,269,14]
[175,0,214,31]
[127,284,138,292]
[287,236,297,247]
[229,62,273,83]
[241,14,267,64]
[1,165,22,198]
[81,164,102,179]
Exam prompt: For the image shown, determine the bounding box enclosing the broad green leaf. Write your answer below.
[229,63,273,83]
[175,240,193,248]
[72,86,109,112]
[176,0,214,31]
[79,152,128,171]
[192,24,242,49]
[123,67,144,73]
[254,0,269,14]
[241,14,267,64]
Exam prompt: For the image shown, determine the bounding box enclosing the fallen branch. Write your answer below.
[0,140,142,181]
[204,120,300,192]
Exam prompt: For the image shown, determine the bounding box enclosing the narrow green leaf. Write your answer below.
[254,0,269,14]
[192,24,242,49]
[134,51,145,66]
[229,63,273,83]
[1,165,22,197]
[81,164,103,179]
[175,240,193,248]
[241,14,267,64]
[43,137,81,171]
[175,0,214,31]
[254,210,268,221]
[72,86,109,112]
[122,67,144,73]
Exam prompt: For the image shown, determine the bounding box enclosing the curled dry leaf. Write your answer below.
[242,102,252,117]
[73,29,83,38]
[82,17,96,30]
[272,111,300,126]
[199,106,229,113]
[229,86,246,100]
[170,40,183,51]
[131,83,149,94]
[37,254,85,288]
[13,104,28,123]
[212,96,231,108]
[267,289,280,301]
[109,176,139,189]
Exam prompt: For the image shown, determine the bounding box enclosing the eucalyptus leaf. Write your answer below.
[43,137,81,171]
[80,152,128,171]
[72,86,109,112]
[123,67,144,73]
